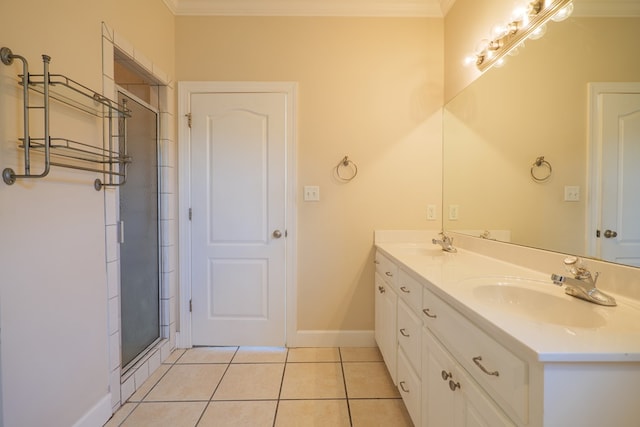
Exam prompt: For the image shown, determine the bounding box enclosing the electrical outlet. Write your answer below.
[564,186,580,202]
[303,185,320,201]
[427,204,437,220]
[449,205,459,220]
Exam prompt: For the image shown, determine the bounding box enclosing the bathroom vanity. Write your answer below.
[374,232,640,427]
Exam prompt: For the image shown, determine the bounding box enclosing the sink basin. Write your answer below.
[464,276,607,328]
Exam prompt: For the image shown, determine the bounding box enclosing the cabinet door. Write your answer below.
[422,329,514,427]
[375,273,397,384]
[454,367,515,427]
[423,329,456,427]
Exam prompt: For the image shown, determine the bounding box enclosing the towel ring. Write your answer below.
[336,156,358,182]
[531,156,552,182]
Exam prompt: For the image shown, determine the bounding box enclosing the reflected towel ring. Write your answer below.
[336,156,358,182]
[531,156,552,182]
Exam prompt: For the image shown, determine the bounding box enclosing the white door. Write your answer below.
[190,91,287,346]
[599,92,640,267]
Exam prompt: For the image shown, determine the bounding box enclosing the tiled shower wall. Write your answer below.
[101,22,178,414]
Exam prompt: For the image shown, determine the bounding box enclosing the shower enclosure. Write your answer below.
[118,90,161,370]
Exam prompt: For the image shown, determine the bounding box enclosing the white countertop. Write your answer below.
[376,242,640,363]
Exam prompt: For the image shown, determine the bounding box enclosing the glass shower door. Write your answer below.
[119,91,160,370]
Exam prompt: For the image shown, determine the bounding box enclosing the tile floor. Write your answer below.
[105,347,414,427]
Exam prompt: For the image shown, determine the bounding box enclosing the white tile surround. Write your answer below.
[101,22,178,414]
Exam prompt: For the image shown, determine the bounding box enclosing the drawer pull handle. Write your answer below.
[422,308,437,319]
[441,370,452,381]
[399,328,410,337]
[472,356,500,377]
[449,380,461,391]
[399,381,410,393]
[378,286,385,294]
[400,286,410,293]
[385,271,393,277]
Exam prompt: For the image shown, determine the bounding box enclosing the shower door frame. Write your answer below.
[117,86,163,373]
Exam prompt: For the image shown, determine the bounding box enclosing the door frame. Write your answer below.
[177,81,298,348]
[587,82,640,259]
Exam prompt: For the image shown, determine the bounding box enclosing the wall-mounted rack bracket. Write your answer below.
[1,46,131,190]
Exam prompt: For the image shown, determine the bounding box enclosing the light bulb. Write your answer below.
[494,57,507,68]
[474,39,490,55]
[491,22,509,39]
[528,23,547,40]
[463,54,477,67]
[551,2,574,22]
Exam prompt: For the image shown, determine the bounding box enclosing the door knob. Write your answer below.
[604,229,618,238]
[272,229,283,239]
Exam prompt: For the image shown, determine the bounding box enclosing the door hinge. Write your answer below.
[596,229,601,238]
[188,208,192,220]
[186,112,192,128]
[189,299,192,312]
[118,220,125,244]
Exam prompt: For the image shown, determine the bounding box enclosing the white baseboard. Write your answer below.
[289,330,375,347]
[72,394,112,427]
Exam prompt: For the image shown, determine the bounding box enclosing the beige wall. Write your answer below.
[0,1,174,425]
[176,17,444,332]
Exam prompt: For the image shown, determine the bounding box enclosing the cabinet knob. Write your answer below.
[441,370,452,381]
[449,380,461,391]
[604,229,618,238]
[272,229,283,238]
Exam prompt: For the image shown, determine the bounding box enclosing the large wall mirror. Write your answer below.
[443,6,640,268]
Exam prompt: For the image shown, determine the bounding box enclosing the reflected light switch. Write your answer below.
[564,186,580,202]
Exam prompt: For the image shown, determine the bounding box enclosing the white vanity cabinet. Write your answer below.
[375,244,640,427]
[374,251,398,383]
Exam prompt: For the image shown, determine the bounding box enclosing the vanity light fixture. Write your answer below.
[471,0,574,72]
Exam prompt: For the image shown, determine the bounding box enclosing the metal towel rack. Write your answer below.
[1,46,131,190]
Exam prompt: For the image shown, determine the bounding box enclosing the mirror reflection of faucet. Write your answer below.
[432,232,457,253]
[551,256,617,306]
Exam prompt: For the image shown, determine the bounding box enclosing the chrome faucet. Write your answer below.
[551,256,616,306]
[432,232,457,253]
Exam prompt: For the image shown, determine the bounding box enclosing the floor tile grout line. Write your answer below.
[272,347,289,427]
[339,348,354,427]
[114,348,187,426]
[194,347,240,426]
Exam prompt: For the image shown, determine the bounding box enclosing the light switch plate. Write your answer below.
[449,205,459,220]
[427,204,437,220]
[564,186,580,202]
[304,185,320,201]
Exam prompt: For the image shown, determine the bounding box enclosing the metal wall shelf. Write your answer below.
[1,46,131,190]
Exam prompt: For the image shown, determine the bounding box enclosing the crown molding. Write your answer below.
[164,0,446,17]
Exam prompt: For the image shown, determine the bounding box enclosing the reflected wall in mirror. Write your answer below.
[443,9,640,268]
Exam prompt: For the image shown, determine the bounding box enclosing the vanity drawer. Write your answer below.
[397,299,421,374]
[375,251,397,288]
[396,268,422,313]
[422,288,528,424]
[397,347,422,427]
